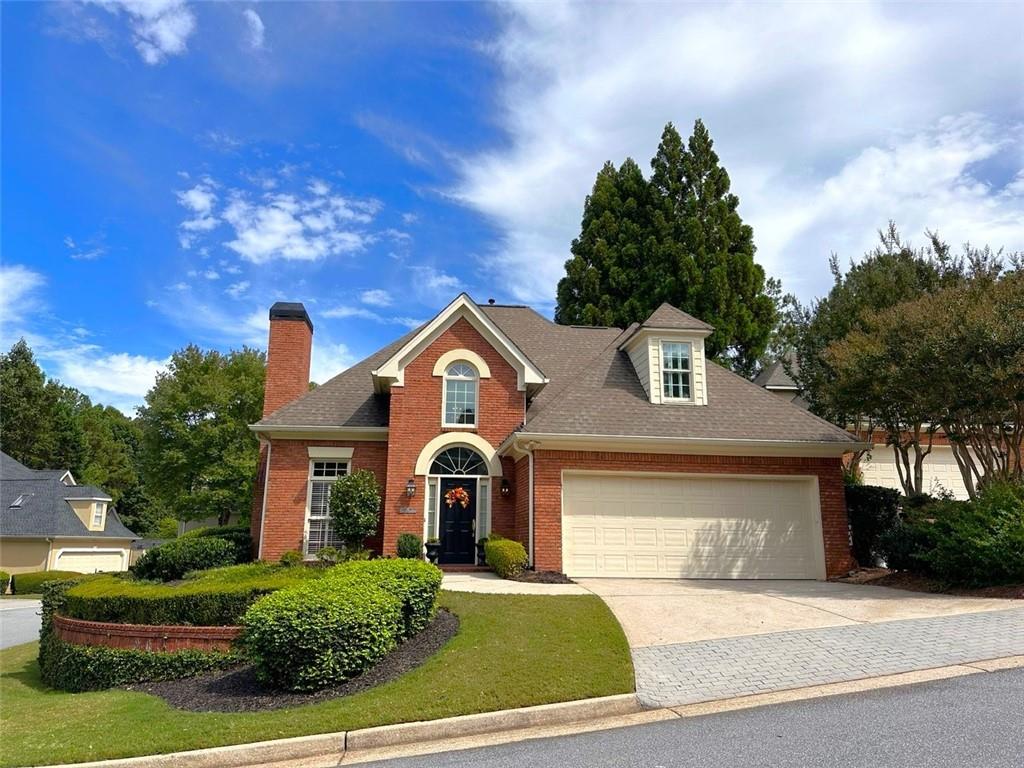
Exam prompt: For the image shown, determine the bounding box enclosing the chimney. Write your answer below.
[263,302,313,417]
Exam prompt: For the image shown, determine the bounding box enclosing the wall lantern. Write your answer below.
[500,478,512,498]
[406,478,416,498]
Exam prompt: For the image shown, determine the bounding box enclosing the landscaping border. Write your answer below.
[53,614,241,653]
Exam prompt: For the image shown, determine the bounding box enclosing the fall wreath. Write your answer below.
[444,486,471,508]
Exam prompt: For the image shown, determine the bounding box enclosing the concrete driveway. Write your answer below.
[576,578,1016,647]
[0,599,42,650]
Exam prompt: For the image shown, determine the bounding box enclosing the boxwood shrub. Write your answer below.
[242,579,402,691]
[485,538,528,579]
[12,570,83,595]
[329,558,442,638]
[132,537,237,582]
[180,524,254,564]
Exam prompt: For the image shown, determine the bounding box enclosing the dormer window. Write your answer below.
[91,502,105,529]
[661,341,692,401]
[443,362,478,427]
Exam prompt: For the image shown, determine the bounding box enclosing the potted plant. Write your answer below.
[476,536,489,566]
[425,538,441,564]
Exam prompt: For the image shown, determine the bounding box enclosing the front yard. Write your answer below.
[0,591,633,767]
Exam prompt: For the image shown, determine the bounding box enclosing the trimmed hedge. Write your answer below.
[485,538,528,579]
[61,565,324,626]
[37,579,236,692]
[845,485,901,567]
[396,533,422,560]
[329,559,442,638]
[12,570,83,595]
[0,570,9,594]
[180,524,253,564]
[242,579,402,691]
[132,537,236,582]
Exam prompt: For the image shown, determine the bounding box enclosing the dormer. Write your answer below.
[66,494,112,531]
[620,303,713,406]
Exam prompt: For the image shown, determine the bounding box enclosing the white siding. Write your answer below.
[628,340,652,399]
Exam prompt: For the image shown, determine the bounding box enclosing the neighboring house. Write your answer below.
[0,451,137,574]
[754,360,971,500]
[251,296,863,580]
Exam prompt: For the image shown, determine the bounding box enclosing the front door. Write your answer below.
[439,477,476,564]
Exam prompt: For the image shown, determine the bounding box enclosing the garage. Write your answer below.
[859,445,969,500]
[561,473,826,579]
[54,549,126,573]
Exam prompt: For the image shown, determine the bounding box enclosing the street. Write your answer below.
[360,668,1024,768]
[0,600,41,649]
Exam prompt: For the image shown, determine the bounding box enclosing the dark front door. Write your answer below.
[439,478,476,564]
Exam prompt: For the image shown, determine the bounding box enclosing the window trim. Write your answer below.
[659,339,694,403]
[90,502,105,530]
[304,458,350,557]
[442,360,480,428]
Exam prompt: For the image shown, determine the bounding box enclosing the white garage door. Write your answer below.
[562,473,825,579]
[55,550,126,573]
[860,445,969,500]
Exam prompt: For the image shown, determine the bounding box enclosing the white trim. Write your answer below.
[303,458,350,557]
[307,446,355,459]
[527,446,536,567]
[414,432,504,476]
[502,432,866,458]
[432,348,492,378]
[257,440,272,560]
[658,339,695,404]
[250,425,388,440]
[371,293,547,392]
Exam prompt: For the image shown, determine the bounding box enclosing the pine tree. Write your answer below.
[0,339,51,466]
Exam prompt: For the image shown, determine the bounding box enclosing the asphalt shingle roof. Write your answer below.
[754,357,800,390]
[641,302,714,331]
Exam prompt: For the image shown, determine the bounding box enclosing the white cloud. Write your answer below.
[411,266,462,294]
[63,233,106,261]
[202,269,219,280]
[310,341,356,385]
[401,212,419,225]
[93,0,197,65]
[454,2,1024,302]
[242,8,265,50]
[177,177,219,248]
[0,264,46,315]
[51,348,169,411]
[225,280,250,299]
[360,289,392,307]
[322,304,422,328]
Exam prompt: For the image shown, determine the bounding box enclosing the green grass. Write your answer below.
[0,591,633,767]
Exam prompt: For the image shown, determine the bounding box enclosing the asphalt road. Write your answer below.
[0,600,42,649]
[363,668,1024,768]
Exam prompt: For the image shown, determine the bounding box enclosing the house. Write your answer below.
[753,359,971,500]
[250,295,864,580]
[0,451,137,574]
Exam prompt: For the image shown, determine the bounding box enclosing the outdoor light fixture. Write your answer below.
[406,478,416,497]
[500,478,512,498]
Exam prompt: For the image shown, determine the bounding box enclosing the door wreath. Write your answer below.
[444,486,471,508]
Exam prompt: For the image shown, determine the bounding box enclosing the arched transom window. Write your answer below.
[443,361,478,426]
[430,446,488,476]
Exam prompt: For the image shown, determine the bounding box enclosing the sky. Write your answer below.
[2,1,1022,414]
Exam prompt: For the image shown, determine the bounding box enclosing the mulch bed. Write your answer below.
[511,570,575,584]
[127,609,459,713]
[837,568,1024,599]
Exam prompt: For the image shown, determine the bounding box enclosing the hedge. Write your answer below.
[180,525,254,564]
[328,558,442,638]
[12,570,83,595]
[485,538,528,579]
[845,485,901,567]
[37,578,235,691]
[242,579,402,691]
[0,570,9,594]
[61,566,324,626]
[132,537,237,582]
[396,533,423,560]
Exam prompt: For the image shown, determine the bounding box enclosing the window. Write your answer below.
[307,460,348,555]
[429,446,488,476]
[426,478,439,540]
[91,502,105,528]
[661,341,692,400]
[443,362,478,426]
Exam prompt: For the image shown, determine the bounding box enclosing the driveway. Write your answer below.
[0,599,42,650]
[576,579,1024,707]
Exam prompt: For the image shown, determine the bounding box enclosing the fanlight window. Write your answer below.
[430,447,488,476]
[443,361,478,426]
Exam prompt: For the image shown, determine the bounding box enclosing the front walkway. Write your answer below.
[442,572,589,595]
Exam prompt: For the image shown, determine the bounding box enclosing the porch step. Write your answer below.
[438,565,489,573]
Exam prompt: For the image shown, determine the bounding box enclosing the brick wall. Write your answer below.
[263,316,312,418]
[257,439,388,561]
[53,614,240,653]
[381,317,522,555]
[530,450,856,578]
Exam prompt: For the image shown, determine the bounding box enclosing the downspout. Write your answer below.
[45,537,53,571]
[524,440,540,568]
[257,439,272,561]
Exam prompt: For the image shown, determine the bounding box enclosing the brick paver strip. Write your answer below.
[631,607,1024,708]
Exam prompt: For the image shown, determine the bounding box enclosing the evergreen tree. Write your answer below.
[0,339,51,466]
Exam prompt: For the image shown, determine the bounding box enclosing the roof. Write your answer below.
[252,301,855,446]
[754,357,800,390]
[0,452,136,539]
[641,302,714,331]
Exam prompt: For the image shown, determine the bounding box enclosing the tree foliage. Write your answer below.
[555,119,777,375]
[328,469,382,551]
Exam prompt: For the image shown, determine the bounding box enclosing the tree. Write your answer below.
[328,469,382,552]
[138,345,265,526]
[0,340,53,467]
[555,120,777,375]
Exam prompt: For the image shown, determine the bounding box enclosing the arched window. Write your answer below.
[429,446,488,476]
[443,361,478,426]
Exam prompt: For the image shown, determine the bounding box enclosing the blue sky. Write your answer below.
[2,2,1022,413]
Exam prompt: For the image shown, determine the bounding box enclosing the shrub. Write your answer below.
[279,549,304,567]
[12,570,83,595]
[180,525,253,564]
[0,570,9,594]
[241,579,401,691]
[133,537,236,582]
[485,538,528,579]
[153,517,179,539]
[328,469,382,550]
[329,558,442,638]
[845,485,901,567]
[315,546,340,564]
[396,533,423,559]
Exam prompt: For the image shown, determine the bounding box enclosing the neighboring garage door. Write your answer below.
[859,445,969,500]
[562,473,825,579]
[54,549,126,573]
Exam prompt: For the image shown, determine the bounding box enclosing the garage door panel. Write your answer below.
[55,550,125,573]
[562,473,824,579]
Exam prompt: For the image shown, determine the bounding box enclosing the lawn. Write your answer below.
[0,591,633,767]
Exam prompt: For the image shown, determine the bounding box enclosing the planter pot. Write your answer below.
[425,542,441,564]
[476,542,487,566]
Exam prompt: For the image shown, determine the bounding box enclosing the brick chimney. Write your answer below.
[263,302,313,417]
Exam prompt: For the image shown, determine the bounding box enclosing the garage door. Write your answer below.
[54,550,126,573]
[562,473,825,579]
[859,445,969,500]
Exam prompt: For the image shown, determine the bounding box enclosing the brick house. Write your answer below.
[250,295,864,579]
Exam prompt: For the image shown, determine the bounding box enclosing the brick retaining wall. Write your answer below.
[53,614,241,653]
